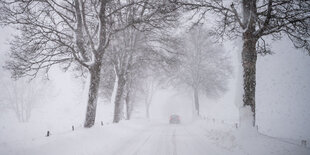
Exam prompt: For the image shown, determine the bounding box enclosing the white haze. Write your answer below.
[0,22,310,154]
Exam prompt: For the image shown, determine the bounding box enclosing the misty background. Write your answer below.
[1,25,309,141]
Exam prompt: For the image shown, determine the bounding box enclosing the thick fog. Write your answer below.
[0,1,310,154]
[1,26,309,138]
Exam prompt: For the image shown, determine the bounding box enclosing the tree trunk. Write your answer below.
[194,87,200,116]
[146,103,150,119]
[112,75,126,123]
[125,91,131,120]
[241,31,257,126]
[84,62,102,128]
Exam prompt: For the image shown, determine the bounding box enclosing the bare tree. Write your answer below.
[143,76,157,119]
[100,47,149,121]
[124,77,134,120]
[123,67,144,120]
[0,77,48,122]
[99,26,180,123]
[105,28,145,123]
[108,29,175,123]
[0,0,179,127]
[173,0,310,125]
[0,0,113,128]
[170,25,232,116]
[103,0,179,123]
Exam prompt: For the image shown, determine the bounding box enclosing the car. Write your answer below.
[169,114,180,124]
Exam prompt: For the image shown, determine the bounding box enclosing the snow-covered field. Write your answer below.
[0,119,309,155]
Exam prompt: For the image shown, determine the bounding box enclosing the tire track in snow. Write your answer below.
[128,128,161,155]
[131,133,153,155]
[172,128,177,155]
[154,124,174,155]
[183,125,233,155]
[110,125,161,155]
[121,125,169,155]
[181,126,207,155]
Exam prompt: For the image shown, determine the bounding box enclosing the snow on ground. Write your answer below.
[256,37,310,142]
[0,118,309,155]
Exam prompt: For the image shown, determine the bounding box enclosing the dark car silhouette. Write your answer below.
[169,114,180,124]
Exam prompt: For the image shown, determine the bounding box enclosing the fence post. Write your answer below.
[256,125,259,131]
[235,123,238,129]
[46,131,50,137]
[72,125,74,131]
[101,121,104,126]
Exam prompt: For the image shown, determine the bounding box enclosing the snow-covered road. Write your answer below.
[1,119,310,155]
[109,123,230,155]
